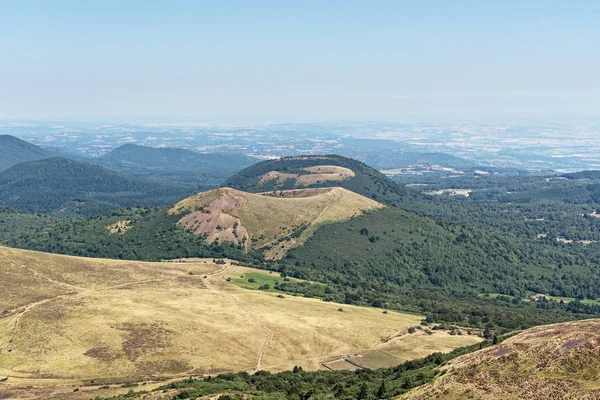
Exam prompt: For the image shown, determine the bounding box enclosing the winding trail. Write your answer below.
[0,264,223,352]
[257,188,344,250]
[203,263,274,372]
[0,292,77,351]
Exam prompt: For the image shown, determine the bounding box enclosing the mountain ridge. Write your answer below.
[0,157,194,216]
[0,135,57,172]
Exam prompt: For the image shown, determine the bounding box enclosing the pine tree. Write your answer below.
[377,379,387,398]
[358,382,369,399]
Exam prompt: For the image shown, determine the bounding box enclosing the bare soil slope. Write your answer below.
[401,319,600,400]
[169,186,384,258]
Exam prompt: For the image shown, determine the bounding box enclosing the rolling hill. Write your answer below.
[363,151,477,170]
[96,143,258,187]
[0,246,480,399]
[0,135,56,172]
[0,157,195,216]
[224,155,416,207]
[401,319,600,399]
[169,186,383,258]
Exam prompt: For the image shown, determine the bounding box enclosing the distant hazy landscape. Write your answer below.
[3,120,600,172]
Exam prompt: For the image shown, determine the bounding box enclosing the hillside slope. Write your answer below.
[0,246,479,397]
[169,186,384,258]
[0,157,194,216]
[402,319,600,400]
[97,143,258,187]
[0,135,56,172]
[224,155,415,207]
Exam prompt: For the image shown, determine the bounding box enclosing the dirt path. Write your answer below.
[0,292,77,351]
[257,188,344,250]
[312,187,343,224]
[0,263,226,354]
[203,263,274,372]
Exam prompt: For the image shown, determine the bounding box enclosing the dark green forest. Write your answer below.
[0,206,252,262]
[0,157,196,216]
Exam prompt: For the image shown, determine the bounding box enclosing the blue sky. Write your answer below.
[1,0,599,121]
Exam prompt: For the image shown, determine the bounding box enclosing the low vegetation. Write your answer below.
[402,319,600,399]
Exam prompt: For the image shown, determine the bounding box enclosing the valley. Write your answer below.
[3,137,600,398]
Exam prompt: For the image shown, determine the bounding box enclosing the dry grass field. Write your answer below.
[258,165,355,187]
[169,186,383,258]
[401,319,600,400]
[0,247,480,399]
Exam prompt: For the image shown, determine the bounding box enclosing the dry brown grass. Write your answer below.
[258,165,355,187]
[0,247,479,399]
[401,319,600,400]
[169,187,383,257]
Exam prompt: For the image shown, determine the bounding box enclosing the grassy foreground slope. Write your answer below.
[401,319,600,400]
[0,247,480,392]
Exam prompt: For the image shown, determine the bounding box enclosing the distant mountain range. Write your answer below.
[0,136,261,216]
[358,151,478,170]
[0,157,194,216]
[0,135,57,171]
[95,143,258,187]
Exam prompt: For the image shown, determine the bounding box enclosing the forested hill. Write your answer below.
[224,154,418,207]
[0,134,56,171]
[562,170,600,180]
[0,157,195,216]
[96,143,258,187]
[368,151,477,169]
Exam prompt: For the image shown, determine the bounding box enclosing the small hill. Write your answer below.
[401,319,600,399]
[562,170,600,180]
[224,155,414,207]
[96,143,258,187]
[0,157,194,216]
[364,151,477,170]
[400,152,476,168]
[0,135,56,172]
[169,186,384,258]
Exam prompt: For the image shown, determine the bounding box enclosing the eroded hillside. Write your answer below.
[169,186,384,258]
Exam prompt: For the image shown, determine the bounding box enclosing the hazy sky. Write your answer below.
[1,0,599,121]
